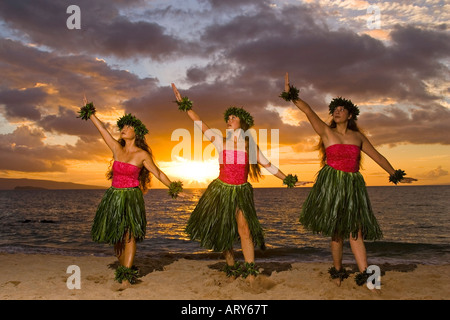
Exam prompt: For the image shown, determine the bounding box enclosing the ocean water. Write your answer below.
[0,185,449,265]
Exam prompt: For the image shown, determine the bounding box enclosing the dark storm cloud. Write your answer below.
[0,38,158,95]
[0,125,111,172]
[359,103,450,146]
[0,87,46,121]
[181,2,450,146]
[0,0,192,60]
[196,4,449,106]
[0,38,158,136]
[205,0,261,9]
[38,106,98,136]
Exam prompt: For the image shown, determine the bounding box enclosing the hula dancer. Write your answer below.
[77,97,185,286]
[171,84,310,279]
[281,73,417,287]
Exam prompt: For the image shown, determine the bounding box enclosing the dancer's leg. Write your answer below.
[223,249,235,266]
[236,209,254,263]
[330,235,344,270]
[330,235,344,286]
[114,232,137,286]
[123,233,136,268]
[349,230,368,272]
[117,232,136,267]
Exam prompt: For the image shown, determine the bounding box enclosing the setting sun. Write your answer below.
[161,156,219,186]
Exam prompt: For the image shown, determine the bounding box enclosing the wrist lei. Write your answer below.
[389,169,406,185]
[283,174,298,188]
[77,102,96,120]
[168,181,184,198]
[175,97,193,112]
[279,84,300,102]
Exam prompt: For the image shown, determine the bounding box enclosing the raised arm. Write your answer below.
[90,115,121,154]
[78,97,121,154]
[171,83,220,146]
[283,73,330,139]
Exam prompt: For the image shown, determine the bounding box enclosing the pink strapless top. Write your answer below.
[111,161,141,188]
[218,150,249,185]
[326,144,360,173]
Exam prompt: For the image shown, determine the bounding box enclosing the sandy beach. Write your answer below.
[0,252,448,300]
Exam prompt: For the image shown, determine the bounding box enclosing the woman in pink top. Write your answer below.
[281,73,416,286]
[77,98,184,286]
[172,84,309,279]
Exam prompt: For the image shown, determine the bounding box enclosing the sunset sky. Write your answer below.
[0,0,449,188]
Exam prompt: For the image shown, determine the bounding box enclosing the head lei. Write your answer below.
[328,97,360,121]
[224,107,254,128]
[117,113,149,137]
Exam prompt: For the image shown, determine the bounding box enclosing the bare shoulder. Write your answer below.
[137,148,154,165]
[137,148,151,160]
[356,130,370,144]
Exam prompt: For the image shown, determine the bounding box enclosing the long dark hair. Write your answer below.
[106,135,157,194]
[240,119,262,182]
[318,117,365,167]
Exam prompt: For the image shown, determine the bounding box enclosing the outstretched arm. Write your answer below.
[360,133,417,184]
[142,152,187,198]
[257,146,312,186]
[143,153,171,186]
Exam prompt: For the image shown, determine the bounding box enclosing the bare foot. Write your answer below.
[245,274,256,285]
[332,278,342,287]
[111,280,131,292]
[367,287,382,295]
[242,274,277,293]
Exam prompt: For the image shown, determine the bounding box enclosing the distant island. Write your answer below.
[14,186,48,190]
[0,178,106,190]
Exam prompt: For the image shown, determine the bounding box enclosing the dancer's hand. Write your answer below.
[177,191,189,199]
[400,177,418,184]
[295,181,313,186]
[284,72,290,93]
[171,83,182,103]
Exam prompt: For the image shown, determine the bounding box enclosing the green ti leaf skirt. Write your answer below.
[185,178,265,252]
[91,187,147,245]
[300,165,383,240]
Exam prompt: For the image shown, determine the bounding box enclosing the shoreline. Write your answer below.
[0,252,449,300]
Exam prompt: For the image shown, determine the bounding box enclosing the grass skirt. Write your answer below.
[91,187,146,245]
[300,165,383,240]
[186,178,265,252]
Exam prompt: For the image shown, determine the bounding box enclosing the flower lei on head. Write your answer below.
[328,97,360,121]
[117,113,149,137]
[77,102,96,120]
[224,107,254,128]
